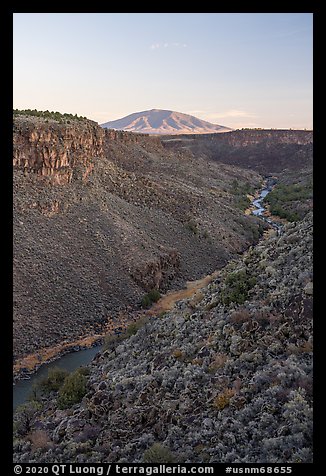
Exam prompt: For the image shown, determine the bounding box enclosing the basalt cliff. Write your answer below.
[162,129,313,175]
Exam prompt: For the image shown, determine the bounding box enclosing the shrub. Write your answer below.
[13,109,88,122]
[185,219,198,235]
[143,442,176,463]
[126,316,149,337]
[220,269,257,306]
[103,317,149,349]
[269,205,300,222]
[172,349,184,359]
[102,332,125,350]
[202,230,210,240]
[234,195,251,211]
[191,357,203,366]
[249,222,265,241]
[57,369,88,409]
[28,429,50,450]
[263,182,312,222]
[229,309,251,325]
[230,180,255,211]
[212,388,235,410]
[13,401,42,437]
[35,367,69,394]
[77,366,91,376]
[205,300,218,311]
[141,289,161,308]
[208,353,228,372]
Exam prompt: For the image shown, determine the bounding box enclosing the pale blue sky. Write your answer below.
[13,13,313,129]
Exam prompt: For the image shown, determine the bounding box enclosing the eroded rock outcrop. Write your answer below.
[129,249,181,291]
[13,116,105,184]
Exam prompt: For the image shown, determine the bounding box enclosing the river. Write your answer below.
[13,179,280,410]
[251,178,282,234]
[13,346,101,410]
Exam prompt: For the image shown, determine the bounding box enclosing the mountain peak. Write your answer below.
[101,109,233,135]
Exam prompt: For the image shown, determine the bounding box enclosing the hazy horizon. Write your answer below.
[13,13,313,130]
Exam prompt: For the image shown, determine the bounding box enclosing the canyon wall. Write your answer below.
[162,129,313,175]
[13,117,105,184]
[13,115,263,364]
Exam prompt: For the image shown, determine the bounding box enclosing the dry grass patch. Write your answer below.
[28,430,50,451]
[230,309,251,325]
[172,349,184,359]
[188,290,205,309]
[208,353,228,372]
[212,388,235,411]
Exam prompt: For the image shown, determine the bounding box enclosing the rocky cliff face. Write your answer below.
[163,129,312,148]
[162,129,313,175]
[129,250,181,292]
[203,129,312,146]
[13,213,313,463]
[13,116,163,185]
[13,116,105,184]
[105,128,161,147]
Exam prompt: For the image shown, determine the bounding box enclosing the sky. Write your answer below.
[13,13,313,129]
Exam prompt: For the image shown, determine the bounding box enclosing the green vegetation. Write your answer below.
[103,332,126,350]
[143,442,177,463]
[185,220,212,240]
[230,179,255,211]
[103,316,150,350]
[185,219,199,235]
[250,222,265,241]
[34,367,69,395]
[125,316,150,337]
[13,109,88,123]
[13,401,42,437]
[235,215,265,242]
[140,289,161,308]
[24,366,89,410]
[220,269,257,306]
[264,182,312,222]
[57,368,88,409]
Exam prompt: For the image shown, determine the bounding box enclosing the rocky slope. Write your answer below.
[13,114,262,366]
[101,109,232,135]
[13,212,313,463]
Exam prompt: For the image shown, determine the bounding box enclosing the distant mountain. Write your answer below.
[101,109,233,135]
